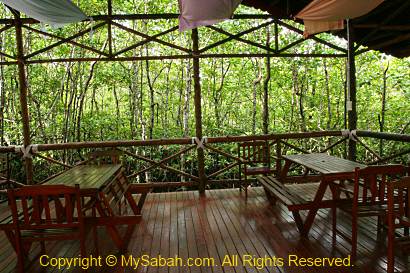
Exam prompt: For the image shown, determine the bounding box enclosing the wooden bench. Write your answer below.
[257,176,309,211]
[257,176,314,234]
[0,213,15,250]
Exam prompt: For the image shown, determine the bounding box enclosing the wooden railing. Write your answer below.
[0,130,409,189]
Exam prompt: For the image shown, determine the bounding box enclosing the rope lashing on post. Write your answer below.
[14,144,39,158]
[192,137,208,149]
[341,129,358,142]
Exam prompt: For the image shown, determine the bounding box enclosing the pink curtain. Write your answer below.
[178,0,242,31]
[296,0,384,36]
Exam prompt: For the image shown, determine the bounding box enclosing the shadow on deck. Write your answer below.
[0,185,408,273]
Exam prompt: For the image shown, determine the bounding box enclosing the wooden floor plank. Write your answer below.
[1,185,409,273]
[209,189,270,273]
[177,190,191,273]
[169,191,179,273]
[147,191,166,273]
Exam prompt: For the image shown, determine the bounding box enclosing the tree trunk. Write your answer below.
[181,58,192,183]
[262,35,271,134]
[252,59,262,135]
[378,62,389,156]
[323,59,332,130]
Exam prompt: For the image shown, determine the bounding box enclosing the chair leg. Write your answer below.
[351,214,358,260]
[80,238,87,272]
[92,208,99,256]
[387,228,395,273]
[40,242,46,255]
[16,255,24,273]
[244,174,248,200]
[332,206,337,244]
[238,163,242,192]
[15,239,25,273]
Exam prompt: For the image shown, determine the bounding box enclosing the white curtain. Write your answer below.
[0,0,87,27]
[296,0,384,36]
[178,0,242,31]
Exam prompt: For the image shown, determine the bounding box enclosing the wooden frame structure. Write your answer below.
[0,1,407,191]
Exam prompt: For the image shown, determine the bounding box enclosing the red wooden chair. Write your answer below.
[7,184,88,273]
[334,164,406,260]
[238,141,271,198]
[387,176,410,273]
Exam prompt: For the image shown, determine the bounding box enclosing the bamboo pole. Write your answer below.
[347,20,357,161]
[192,28,207,194]
[14,12,33,184]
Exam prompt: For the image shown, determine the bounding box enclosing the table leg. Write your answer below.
[292,211,305,234]
[328,182,339,243]
[280,160,292,180]
[300,178,330,236]
[94,195,140,252]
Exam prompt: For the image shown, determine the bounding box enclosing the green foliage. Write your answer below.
[0,2,409,182]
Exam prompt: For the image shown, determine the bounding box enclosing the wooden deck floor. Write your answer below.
[0,185,409,273]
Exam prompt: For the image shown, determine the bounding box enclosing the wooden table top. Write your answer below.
[283,153,366,175]
[45,164,122,190]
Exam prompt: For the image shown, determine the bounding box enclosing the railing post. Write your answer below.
[275,140,282,176]
[192,28,207,194]
[347,19,357,161]
[14,12,34,184]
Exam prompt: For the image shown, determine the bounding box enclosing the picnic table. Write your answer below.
[258,153,366,236]
[0,163,151,256]
[45,164,141,251]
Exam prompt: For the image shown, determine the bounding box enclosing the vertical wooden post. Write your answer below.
[262,27,270,135]
[15,13,33,184]
[192,28,207,194]
[107,0,113,57]
[347,20,357,161]
[275,140,282,176]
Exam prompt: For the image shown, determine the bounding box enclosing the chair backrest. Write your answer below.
[87,150,122,165]
[354,164,406,205]
[238,141,270,165]
[7,184,83,231]
[0,153,10,181]
[387,176,410,223]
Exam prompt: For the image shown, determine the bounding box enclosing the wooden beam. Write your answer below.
[347,20,357,161]
[201,21,275,53]
[7,52,346,66]
[107,0,113,57]
[0,14,275,25]
[14,13,33,184]
[278,37,305,53]
[368,32,410,50]
[0,130,347,153]
[0,51,16,60]
[23,23,108,59]
[111,21,191,53]
[113,26,178,57]
[192,28,207,194]
[276,20,348,53]
[356,131,410,142]
[354,1,410,51]
[353,24,410,31]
